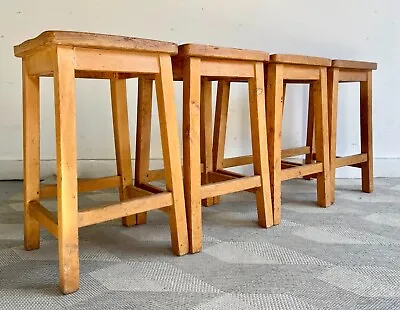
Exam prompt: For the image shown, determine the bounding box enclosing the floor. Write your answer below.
[0,178,399,310]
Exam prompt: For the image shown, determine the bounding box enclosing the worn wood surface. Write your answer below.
[156,54,189,256]
[248,62,273,227]
[14,31,178,57]
[178,44,269,61]
[332,59,377,70]
[22,59,41,251]
[270,54,331,67]
[53,47,80,294]
[266,63,284,225]
[183,57,202,254]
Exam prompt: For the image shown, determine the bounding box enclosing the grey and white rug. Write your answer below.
[0,178,399,309]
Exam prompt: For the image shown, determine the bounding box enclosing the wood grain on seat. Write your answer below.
[270,54,331,67]
[178,44,269,62]
[332,59,377,70]
[14,31,178,57]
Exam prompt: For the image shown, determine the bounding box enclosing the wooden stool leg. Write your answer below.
[304,84,316,180]
[200,79,215,207]
[212,81,230,205]
[313,68,331,207]
[183,57,202,253]
[360,71,373,193]
[266,64,284,225]
[328,69,339,202]
[305,85,315,162]
[249,63,273,228]
[53,47,79,294]
[156,55,189,256]
[22,60,41,251]
[282,82,287,114]
[135,78,154,224]
[110,78,136,227]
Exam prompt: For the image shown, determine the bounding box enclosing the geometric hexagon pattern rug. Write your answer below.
[0,178,399,309]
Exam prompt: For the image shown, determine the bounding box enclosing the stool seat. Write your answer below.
[178,44,269,61]
[14,31,178,57]
[270,54,331,67]
[332,59,377,70]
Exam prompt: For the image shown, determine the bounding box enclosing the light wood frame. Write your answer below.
[134,55,274,254]
[210,61,332,225]
[19,44,189,295]
[281,65,375,202]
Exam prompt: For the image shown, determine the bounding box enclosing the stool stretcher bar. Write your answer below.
[40,176,121,199]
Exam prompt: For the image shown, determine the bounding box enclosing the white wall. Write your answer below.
[0,0,398,179]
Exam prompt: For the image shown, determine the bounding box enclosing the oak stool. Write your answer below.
[267,55,334,224]
[133,44,274,253]
[303,60,377,201]
[211,55,333,224]
[14,31,189,294]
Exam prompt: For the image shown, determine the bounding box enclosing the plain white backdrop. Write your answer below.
[0,0,397,179]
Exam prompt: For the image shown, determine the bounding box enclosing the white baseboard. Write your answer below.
[0,158,399,180]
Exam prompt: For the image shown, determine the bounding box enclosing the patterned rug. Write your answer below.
[0,178,399,309]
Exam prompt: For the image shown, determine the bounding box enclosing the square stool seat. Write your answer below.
[14,30,177,56]
[332,59,377,70]
[178,44,270,61]
[270,54,331,67]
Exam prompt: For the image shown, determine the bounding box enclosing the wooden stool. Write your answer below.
[134,44,274,253]
[14,31,189,294]
[211,55,332,224]
[303,60,377,201]
[266,55,333,224]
